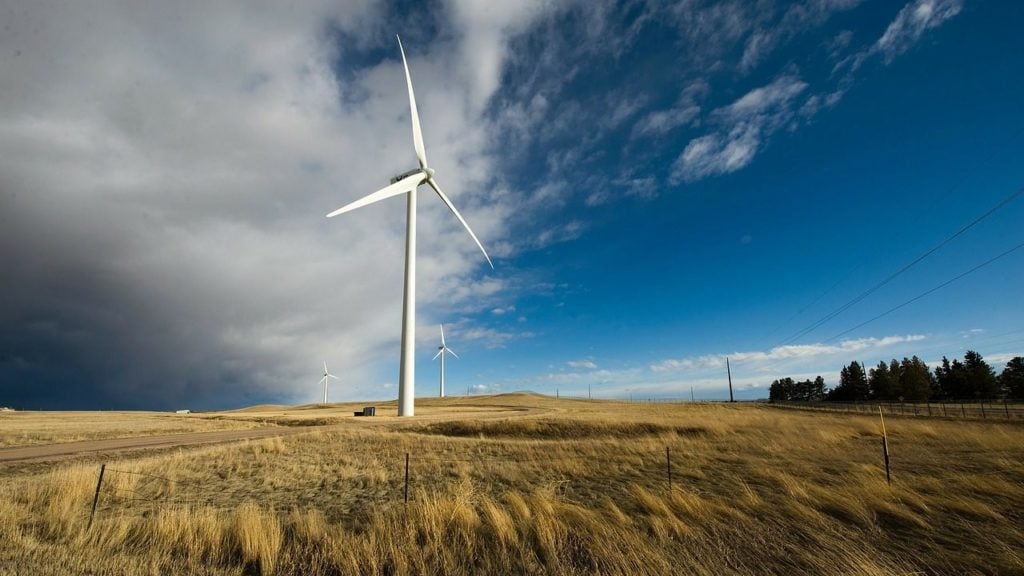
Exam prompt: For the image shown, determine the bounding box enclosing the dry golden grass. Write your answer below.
[0,410,268,447]
[1,394,1023,575]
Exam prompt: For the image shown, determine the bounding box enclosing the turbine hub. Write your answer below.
[425,167,435,179]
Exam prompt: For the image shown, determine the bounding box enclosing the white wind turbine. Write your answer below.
[319,361,338,404]
[432,324,458,398]
[326,36,492,417]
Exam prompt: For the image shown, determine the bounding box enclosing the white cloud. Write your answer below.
[448,0,560,111]
[650,334,927,373]
[632,105,700,138]
[457,327,534,349]
[876,0,963,63]
[467,383,500,395]
[671,75,807,182]
[739,0,865,72]
[567,360,598,370]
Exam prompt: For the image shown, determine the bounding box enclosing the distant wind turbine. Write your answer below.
[432,324,458,398]
[319,361,338,404]
[326,36,492,417]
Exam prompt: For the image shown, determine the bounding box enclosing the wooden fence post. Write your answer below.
[666,447,672,492]
[403,453,410,504]
[879,408,891,486]
[88,464,106,530]
[1005,399,1010,419]
[980,402,986,419]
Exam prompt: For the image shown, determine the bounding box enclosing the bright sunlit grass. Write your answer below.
[1,394,1022,575]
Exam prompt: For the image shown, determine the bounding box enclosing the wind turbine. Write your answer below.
[319,361,339,404]
[432,324,458,398]
[326,36,492,417]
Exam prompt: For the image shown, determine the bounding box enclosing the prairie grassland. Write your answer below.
[1,395,1023,575]
[0,411,270,447]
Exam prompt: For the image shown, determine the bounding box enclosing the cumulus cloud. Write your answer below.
[567,360,598,370]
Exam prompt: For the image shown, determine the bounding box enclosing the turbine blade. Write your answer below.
[397,36,427,169]
[328,374,339,380]
[319,376,327,385]
[440,324,446,346]
[326,171,424,218]
[448,348,459,359]
[432,350,443,360]
[324,361,328,373]
[427,178,493,268]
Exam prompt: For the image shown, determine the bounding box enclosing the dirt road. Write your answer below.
[0,425,330,464]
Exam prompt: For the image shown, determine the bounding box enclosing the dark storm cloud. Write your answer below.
[0,1,533,410]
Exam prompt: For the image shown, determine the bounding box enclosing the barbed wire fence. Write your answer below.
[78,401,1024,529]
[83,446,682,529]
[555,395,1024,421]
[769,399,1024,420]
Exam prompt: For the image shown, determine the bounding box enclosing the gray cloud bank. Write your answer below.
[0,1,546,409]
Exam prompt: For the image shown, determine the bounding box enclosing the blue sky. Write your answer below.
[1,0,1021,409]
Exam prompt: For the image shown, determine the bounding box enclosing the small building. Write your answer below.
[175,409,191,414]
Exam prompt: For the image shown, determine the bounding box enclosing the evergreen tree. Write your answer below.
[810,376,827,401]
[963,350,999,399]
[1001,357,1024,399]
[869,360,898,401]
[769,377,797,402]
[830,361,869,401]
[850,361,870,400]
[889,359,903,400]
[935,356,970,399]
[898,356,932,402]
[769,377,824,401]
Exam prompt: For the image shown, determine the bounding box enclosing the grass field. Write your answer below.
[1,394,1023,575]
[0,411,270,447]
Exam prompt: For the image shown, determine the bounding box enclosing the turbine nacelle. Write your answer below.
[390,167,425,185]
[388,167,435,186]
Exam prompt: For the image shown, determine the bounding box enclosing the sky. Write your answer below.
[1,0,1022,410]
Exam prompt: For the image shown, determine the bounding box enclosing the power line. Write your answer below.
[761,131,1024,350]
[827,239,1024,342]
[778,187,1024,346]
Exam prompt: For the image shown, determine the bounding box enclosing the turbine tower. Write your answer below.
[326,36,492,417]
[319,361,338,404]
[432,324,459,398]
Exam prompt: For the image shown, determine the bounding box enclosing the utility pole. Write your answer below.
[727,357,734,403]
[690,386,695,402]
[588,383,592,400]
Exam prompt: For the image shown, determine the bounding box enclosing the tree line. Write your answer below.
[769,351,1024,403]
